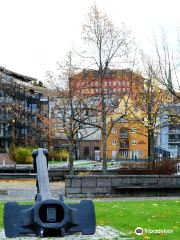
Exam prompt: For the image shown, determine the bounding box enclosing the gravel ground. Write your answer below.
[1,180,180,202]
[0,180,65,201]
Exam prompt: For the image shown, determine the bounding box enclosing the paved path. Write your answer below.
[0,160,95,168]
[0,226,132,239]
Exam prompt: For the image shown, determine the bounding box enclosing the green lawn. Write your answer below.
[0,200,180,239]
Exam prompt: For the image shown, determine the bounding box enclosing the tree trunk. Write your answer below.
[69,143,74,175]
[102,135,107,175]
[149,130,155,171]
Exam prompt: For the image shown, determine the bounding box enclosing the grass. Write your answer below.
[94,200,180,240]
[0,200,180,239]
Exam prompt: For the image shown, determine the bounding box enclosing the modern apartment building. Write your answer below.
[105,119,148,160]
[157,102,180,158]
[0,66,49,150]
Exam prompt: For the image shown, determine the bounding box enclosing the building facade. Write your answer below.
[157,103,180,158]
[105,119,148,160]
[0,66,49,149]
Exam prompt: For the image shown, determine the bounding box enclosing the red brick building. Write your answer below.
[72,68,143,96]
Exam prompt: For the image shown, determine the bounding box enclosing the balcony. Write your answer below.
[169,130,180,134]
[119,132,129,138]
[168,139,180,144]
[120,143,129,149]
[120,138,129,149]
[119,130,129,138]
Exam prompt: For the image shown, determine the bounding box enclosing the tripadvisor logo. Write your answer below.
[135,227,143,235]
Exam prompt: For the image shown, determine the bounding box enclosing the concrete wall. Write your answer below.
[65,175,180,198]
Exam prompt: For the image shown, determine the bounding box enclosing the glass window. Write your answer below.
[132,128,137,133]
[112,140,117,145]
[112,128,117,133]
[122,81,125,85]
[113,81,116,86]
[120,150,128,158]
[139,150,143,158]
[84,147,89,157]
[132,139,137,145]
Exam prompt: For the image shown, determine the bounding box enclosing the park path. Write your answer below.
[0,153,14,164]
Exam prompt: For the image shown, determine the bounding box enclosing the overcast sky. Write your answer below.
[0,0,179,82]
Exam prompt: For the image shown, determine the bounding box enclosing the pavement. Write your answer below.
[0,226,132,240]
[0,160,96,169]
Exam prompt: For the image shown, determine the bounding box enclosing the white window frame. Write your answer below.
[139,150,143,158]
[132,139,137,145]
[112,128,117,133]
[120,150,128,158]
[132,128,137,133]
[112,139,117,145]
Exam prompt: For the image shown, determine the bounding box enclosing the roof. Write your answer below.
[0,66,37,82]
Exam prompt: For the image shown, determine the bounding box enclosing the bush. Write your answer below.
[10,146,33,164]
[118,159,179,175]
[48,148,69,161]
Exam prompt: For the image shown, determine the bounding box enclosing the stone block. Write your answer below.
[82,178,96,187]
[171,178,178,186]
[138,177,158,185]
[72,179,82,187]
[112,178,123,187]
[66,193,87,198]
[122,177,131,185]
[82,187,97,194]
[96,187,108,194]
[106,187,112,194]
[131,177,138,184]
[97,178,111,187]
[66,188,81,194]
[177,178,180,186]
[65,179,71,187]
[158,178,172,187]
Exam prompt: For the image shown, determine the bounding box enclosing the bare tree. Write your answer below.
[130,53,174,163]
[46,53,99,174]
[72,4,136,174]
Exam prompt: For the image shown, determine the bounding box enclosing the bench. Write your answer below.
[114,185,180,197]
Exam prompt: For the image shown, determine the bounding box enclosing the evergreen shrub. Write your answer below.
[10,146,33,164]
[48,148,69,161]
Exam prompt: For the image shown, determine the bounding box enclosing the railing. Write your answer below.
[169,130,180,134]
[119,133,129,137]
[120,144,129,149]
[168,139,180,143]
